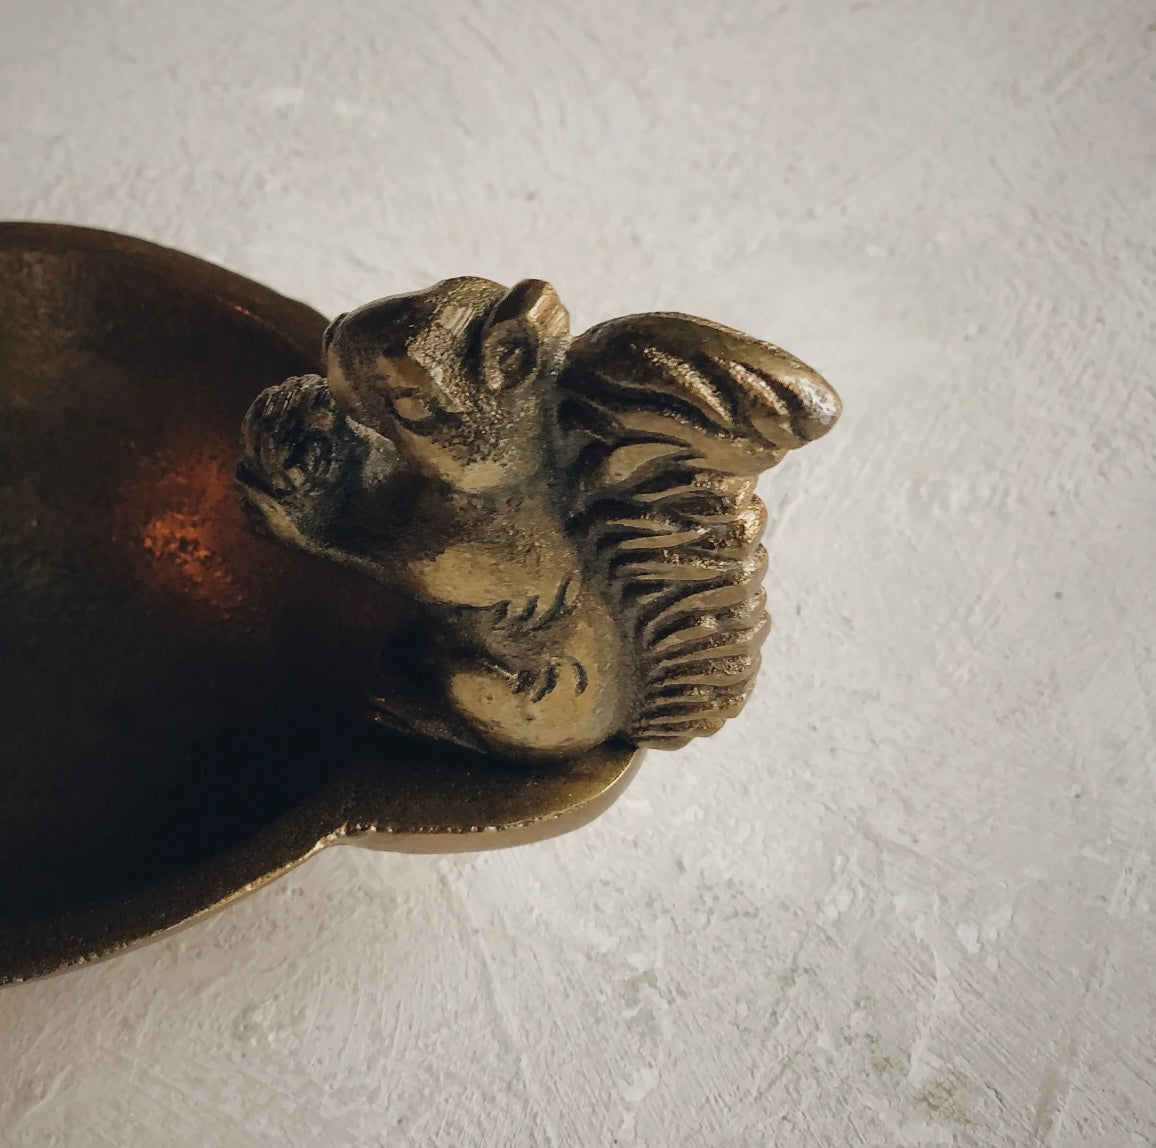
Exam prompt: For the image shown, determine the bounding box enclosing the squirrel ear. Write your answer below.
[481,279,570,391]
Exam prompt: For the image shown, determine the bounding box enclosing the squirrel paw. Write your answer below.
[492,574,580,635]
[511,657,589,703]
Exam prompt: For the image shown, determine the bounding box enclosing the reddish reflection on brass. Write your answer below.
[138,456,244,617]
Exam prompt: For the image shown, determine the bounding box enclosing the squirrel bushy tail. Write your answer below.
[556,313,840,748]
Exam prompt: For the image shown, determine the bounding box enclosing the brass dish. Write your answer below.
[0,223,640,984]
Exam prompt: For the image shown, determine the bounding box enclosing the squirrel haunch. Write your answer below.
[237,278,840,760]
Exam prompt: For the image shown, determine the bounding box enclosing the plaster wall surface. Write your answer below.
[1,1,1153,1145]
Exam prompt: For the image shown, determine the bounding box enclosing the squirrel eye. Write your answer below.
[392,394,436,423]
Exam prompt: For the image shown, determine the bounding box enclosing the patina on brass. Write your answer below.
[0,224,639,985]
[238,279,841,761]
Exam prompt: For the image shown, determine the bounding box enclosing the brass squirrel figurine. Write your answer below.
[236,278,840,761]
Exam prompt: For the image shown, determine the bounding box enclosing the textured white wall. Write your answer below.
[2,1,1153,1145]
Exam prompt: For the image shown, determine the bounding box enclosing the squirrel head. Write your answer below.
[323,277,570,493]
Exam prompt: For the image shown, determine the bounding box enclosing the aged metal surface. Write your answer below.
[239,279,841,760]
[0,223,640,984]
